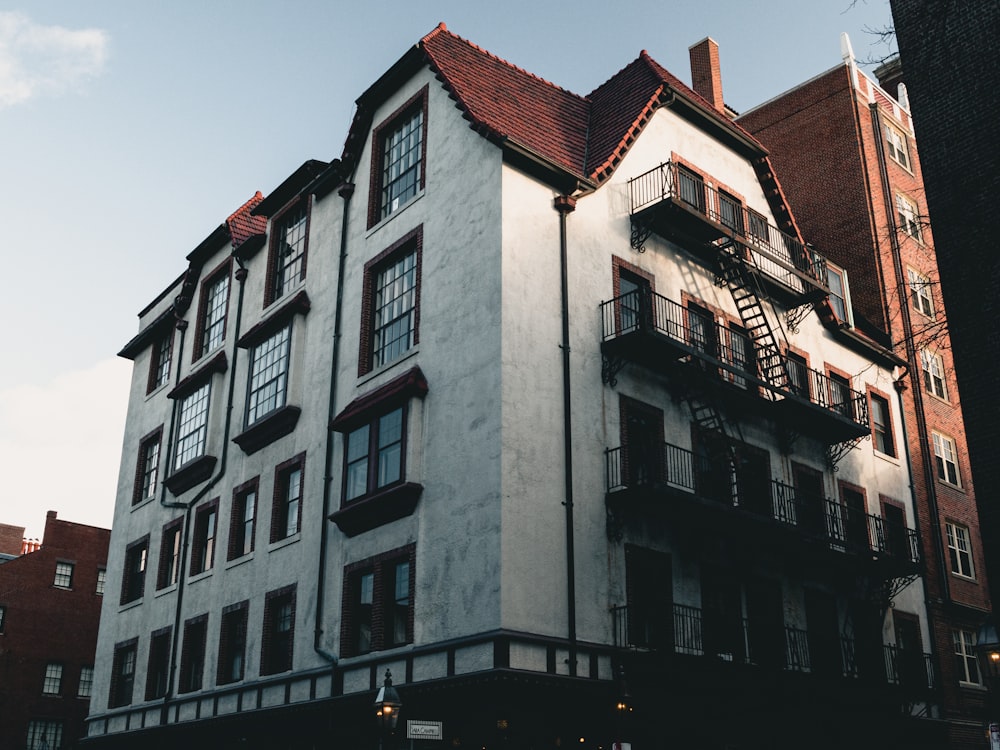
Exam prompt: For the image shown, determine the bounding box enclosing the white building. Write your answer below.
[85,25,938,750]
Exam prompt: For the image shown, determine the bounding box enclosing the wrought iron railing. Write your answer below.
[784,627,812,672]
[628,161,829,288]
[883,644,937,690]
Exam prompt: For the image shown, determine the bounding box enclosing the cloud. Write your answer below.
[0,11,109,108]
[0,357,131,538]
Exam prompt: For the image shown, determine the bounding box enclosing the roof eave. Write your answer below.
[501,139,596,195]
[665,87,766,159]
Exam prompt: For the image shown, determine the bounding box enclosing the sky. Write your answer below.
[0,0,896,539]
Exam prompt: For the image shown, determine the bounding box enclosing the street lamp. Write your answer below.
[975,617,1000,750]
[375,669,403,750]
[613,666,632,750]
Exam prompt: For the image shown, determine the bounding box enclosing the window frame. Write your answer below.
[42,662,64,695]
[341,545,415,657]
[108,638,138,708]
[78,665,94,698]
[53,561,74,589]
[174,382,211,470]
[933,431,961,487]
[896,192,922,241]
[133,427,163,505]
[343,406,407,503]
[246,323,292,426]
[825,262,853,326]
[271,454,305,543]
[954,628,982,685]
[179,613,208,694]
[96,568,106,595]
[921,348,949,400]
[0,604,6,633]
[120,536,149,606]
[26,720,64,750]
[193,259,232,361]
[946,521,975,579]
[869,391,896,457]
[147,329,173,393]
[885,124,911,170]
[907,267,935,317]
[368,87,429,228]
[228,477,259,560]
[156,518,183,590]
[190,499,219,576]
[260,585,296,676]
[265,200,310,307]
[217,600,250,685]
[145,626,172,701]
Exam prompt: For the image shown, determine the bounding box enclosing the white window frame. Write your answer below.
[953,629,982,685]
[175,383,211,469]
[946,522,975,578]
[933,432,961,486]
[826,262,853,326]
[373,249,418,369]
[53,562,74,589]
[247,325,291,425]
[921,349,948,400]
[896,193,922,241]
[78,665,94,697]
[907,268,934,317]
[886,124,910,170]
[42,662,63,694]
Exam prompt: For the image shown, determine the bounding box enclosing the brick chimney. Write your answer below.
[689,37,725,113]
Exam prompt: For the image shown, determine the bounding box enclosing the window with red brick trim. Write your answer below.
[108,638,138,708]
[368,87,428,229]
[217,600,249,685]
[271,454,304,543]
[132,427,163,506]
[156,517,183,590]
[228,478,258,560]
[192,259,232,361]
[359,227,422,375]
[145,626,171,700]
[190,499,218,575]
[869,392,896,457]
[260,585,295,675]
[120,536,149,605]
[341,545,414,657]
[265,200,310,307]
[147,330,173,393]
[179,613,208,693]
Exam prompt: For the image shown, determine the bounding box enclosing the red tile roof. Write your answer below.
[226,191,267,249]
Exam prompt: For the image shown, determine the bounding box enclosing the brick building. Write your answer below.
[0,512,111,750]
[735,35,991,748]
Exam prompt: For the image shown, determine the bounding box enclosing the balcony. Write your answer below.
[610,603,935,692]
[600,289,870,442]
[628,161,829,304]
[605,442,920,573]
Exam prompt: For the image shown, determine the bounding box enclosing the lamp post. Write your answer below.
[613,665,632,750]
[975,617,1000,750]
[375,669,402,750]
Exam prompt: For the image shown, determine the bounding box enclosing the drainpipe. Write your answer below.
[314,181,354,670]
[869,102,951,605]
[160,257,248,718]
[555,194,578,676]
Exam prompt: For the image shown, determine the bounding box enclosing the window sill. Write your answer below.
[225,553,254,570]
[268,533,301,553]
[329,482,423,537]
[164,455,218,495]
[131,495,156,512]
[357,348,420,388]
[154,583,178,598]
[873,450,900,466]
[365,190,424,238]
[232,405,301,456]
[118,598,143,612]
[188,569,213,584]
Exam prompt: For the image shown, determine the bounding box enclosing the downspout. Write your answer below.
[315,181,354,669]
[555,194,578,676]
[161,257,248,717]
[869,102,951,605]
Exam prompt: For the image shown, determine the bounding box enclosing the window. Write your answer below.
[616,271,650,335]
[271,455,304,542]
[896,193,922,240]
[870,393,895,456]
[156,518,183,589]
[907,268,934,317]
[344,408,404,501]
[190,500,218,575]
[0,604,6,633]
[261,586,296,675]
[53,562,74,589]
[42,663,63,694]
[247,325,291,425]
[826,264,850,324]
[26,720,63,750]
[120,536,149,605]
[78,665,94,698]
[718,190,744,234]
[269,203,308,303]
[374,95,426,223]
[342,546,414,656]
[179,614,208,693]
[175,383,211,469]
[954,629,981,685]
[946,522,975,578]
[828,372,853,418]
[786,352,810,399]
[921,349,948,400]
[133,428,162,505]
[885,125,910,169]
[217,601,249,685]
[146,330,173,393]
[196,267,230,358]
[96,568,106,595]
[108,639,137,708]
[676,165,705,213]
[748,209,769,246]
[933,432,961,486]
[145,627,171,700]
[228,479,258,560]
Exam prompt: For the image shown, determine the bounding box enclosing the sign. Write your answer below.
[407,720,443,740]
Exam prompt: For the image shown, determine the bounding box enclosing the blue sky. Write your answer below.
[0,0,895,538]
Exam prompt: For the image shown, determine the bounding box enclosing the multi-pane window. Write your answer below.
[272,459,303,543]
[121,537,149,605]
[175,383,211,469]
[828,373,852,418]
[190,501,218,575]
[921,349,948,400]
[229,481,257,560]
[247,325,291,425]
[954,629,981,685]
[718,191,744,234]
[374,249,418,368]
[870,393,895,456]
[747,209,769,246]
[26,720,63,750]
[380,108,424,219]
[907,268,934,317]
[134,429,161,505]
[157,519,183,589]
[78,665,94,698]
[786,353,810,398]
[42,663,63,694]
[218,601,249,685]
[946,522,975,578]
[343,548,414,656]
[886,125,910,170]
[933,432,961,486]
[145,627,171,700]
[261,586,295,675]
[344,407,404,502]
[272,205,308,300]
[96,568,106,595]
[179,614,208,693]
[148,331,173,393]
[827,266,849,323]
[108,639,137,708]
[53,562,74,589]
[677,165,705,212]
[200,272,230,356]
[896,193,922,240]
